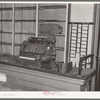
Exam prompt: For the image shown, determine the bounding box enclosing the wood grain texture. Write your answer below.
[0,64,95,91]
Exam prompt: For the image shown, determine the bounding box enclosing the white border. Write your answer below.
[0,1,99,98]
[0,91,100,98]
[0,2,99,4]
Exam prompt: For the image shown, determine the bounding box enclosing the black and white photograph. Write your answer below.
[0,1,99,96]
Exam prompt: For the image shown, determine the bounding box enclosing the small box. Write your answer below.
[60,62,73,73]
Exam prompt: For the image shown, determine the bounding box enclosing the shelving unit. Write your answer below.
[0,3,95,64]
[0,3,70,63]
[0,4,12,53]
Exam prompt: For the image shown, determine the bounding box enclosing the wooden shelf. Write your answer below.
[0,30,36,35]
[0,19,36,22]
[15,6,36,10]
[0,30,65,37]
[54,34,65,37]
[55,47,64,51]
[0,7,12,11]
[0,31,12,34]
[0,19,65,23]
[39,19,65,22]
[39,5,66,9]
[39,34,65,37]
[0,20,12,22]
[16,32,65,37]
[15,20,36,22]
[0,42,21,46]
[15,32,36,35]
[0,5,66,11]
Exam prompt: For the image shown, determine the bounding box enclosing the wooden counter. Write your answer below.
[0,63,96,91]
